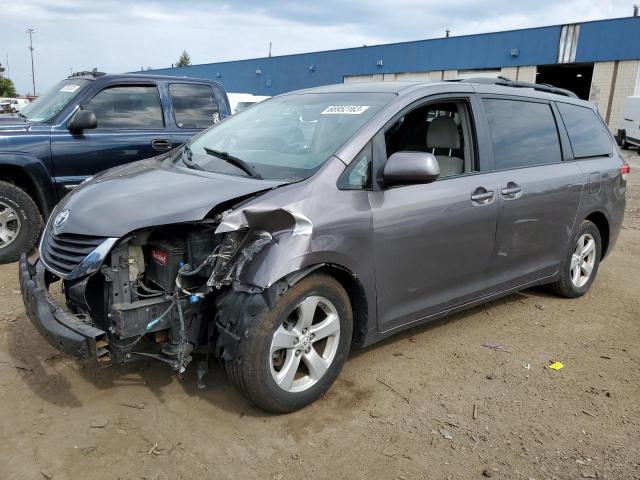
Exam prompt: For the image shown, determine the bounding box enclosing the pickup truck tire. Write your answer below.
[0,181,43,264]
[225,273,353,413]
[549,220,601,298]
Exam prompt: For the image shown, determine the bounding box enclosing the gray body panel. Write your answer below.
[487,162,584,292]
[370,172,499,332]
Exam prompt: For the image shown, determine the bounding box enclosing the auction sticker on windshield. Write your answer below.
[321,105,370,115]
[60,85,81,93]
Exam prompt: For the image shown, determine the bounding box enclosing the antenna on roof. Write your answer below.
[445,30,451,38]
[634,4,639,16]
[268,42,272,58]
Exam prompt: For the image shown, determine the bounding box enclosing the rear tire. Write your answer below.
[548,220,601,298]
[618,130,630,149]
[225,273,353,413]
[0,181,43,264]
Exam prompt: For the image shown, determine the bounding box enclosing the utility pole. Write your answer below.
[27,28,35,95]
[5,54,9,79]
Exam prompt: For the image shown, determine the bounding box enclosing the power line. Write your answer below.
[27,28,35,95]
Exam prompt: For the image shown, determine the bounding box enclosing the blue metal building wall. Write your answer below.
[146,17,640,96]
[576,17,640,62]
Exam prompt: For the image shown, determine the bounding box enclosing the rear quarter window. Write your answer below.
[556,103,612,158]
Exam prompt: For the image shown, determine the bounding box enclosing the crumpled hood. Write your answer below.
[52,158,286,238]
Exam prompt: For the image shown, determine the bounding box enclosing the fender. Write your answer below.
[0,152,57,217]
[211,207,378,350]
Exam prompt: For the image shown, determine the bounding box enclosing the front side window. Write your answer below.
[384,100,474,178]
[85,85,164,129]
[184,92,393,181]
[169,83,220,129]
[20,78,90,123]
[483,98,562,170]
[556,103,612,158]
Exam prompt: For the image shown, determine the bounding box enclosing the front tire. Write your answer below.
[225,273,353,413]
[0,181,43,264]
[549,220,601,298]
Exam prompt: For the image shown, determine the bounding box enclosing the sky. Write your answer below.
[0,0,636,95]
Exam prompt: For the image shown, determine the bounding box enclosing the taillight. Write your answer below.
[621,164,630,181]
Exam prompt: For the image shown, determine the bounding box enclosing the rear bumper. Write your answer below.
[19,253,110,363]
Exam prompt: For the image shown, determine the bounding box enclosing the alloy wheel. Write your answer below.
[570,233,596,288]
[269,295,341,393]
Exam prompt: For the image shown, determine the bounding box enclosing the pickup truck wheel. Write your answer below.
[0,181,43,264]
[225,273,353,413]
[548,220,601,298]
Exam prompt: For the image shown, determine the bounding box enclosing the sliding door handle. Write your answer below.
[471,187,495,205]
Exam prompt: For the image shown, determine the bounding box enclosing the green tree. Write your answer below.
[176,50,191,67]
[0,77,17,97]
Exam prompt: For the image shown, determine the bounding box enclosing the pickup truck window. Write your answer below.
[20,78,90,123]
[169,83,220,129]
[86,85,164,129]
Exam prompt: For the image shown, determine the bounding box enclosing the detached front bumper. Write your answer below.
[19,253,110,363]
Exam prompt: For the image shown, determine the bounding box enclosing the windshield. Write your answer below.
[184,92,394,181]
[20,78,90,122]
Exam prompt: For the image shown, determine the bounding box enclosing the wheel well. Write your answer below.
[0,165,45,215]
[315,264,369,345]
[585,211,610,259]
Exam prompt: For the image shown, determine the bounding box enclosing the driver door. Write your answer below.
[370,96,500,332]
[50,83,167,198]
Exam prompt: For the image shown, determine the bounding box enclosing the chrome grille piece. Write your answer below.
[41,231,107,277]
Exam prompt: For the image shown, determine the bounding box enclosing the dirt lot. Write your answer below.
[1,153,639,480]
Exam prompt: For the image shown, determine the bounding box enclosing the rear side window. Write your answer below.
[87,85,164,129]
[556,103,612,158]
[483,98,562,169]
[169,83,220,129]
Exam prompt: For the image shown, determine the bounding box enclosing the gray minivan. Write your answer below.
[20,78,628,413]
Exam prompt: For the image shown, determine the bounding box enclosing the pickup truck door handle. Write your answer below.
[471,187,495,205]
[500,182,522,198]
[151,139,172,151]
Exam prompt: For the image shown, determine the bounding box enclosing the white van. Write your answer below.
[617,96,640,149]
[227,93,269,114]
[0,97,30,113]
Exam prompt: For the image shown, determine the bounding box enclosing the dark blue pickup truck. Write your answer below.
[0,71,230,263]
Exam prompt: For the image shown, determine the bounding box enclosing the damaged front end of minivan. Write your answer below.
[20,199,317,382]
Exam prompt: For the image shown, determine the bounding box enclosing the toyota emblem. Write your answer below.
[54,209,70,228]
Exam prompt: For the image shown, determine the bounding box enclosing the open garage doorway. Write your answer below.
[535,63,594,100]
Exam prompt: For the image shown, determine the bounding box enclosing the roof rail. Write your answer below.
[68,68,106,79]
[456,76,578,98]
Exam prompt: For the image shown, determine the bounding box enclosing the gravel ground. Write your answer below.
[1,152,639,480]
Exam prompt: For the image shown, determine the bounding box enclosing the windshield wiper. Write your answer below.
[16,112,27,120]
[203,147,263,179]
[181,145,204,170]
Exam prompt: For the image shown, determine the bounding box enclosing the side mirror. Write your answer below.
[383,151,440,185]
[68,110,97,132]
